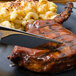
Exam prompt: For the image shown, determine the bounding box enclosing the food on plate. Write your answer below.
[0,0,57,30]
[8,2,76,73]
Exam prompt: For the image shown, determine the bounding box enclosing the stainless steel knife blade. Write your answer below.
[0,26,62,48]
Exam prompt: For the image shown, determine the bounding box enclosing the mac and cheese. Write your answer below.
[0,0,57,30]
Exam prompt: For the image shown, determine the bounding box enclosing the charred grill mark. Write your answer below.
[65,40,74,44]
[38,26,52,34]
[53,30,73,43]
[70,41,76,50]
[60,34,74,43]
[46,22,50,24]
[43,32,59,39]
[48,26,66,36]
[49,25,55,30]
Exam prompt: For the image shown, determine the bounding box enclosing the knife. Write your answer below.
[0,26,62,48]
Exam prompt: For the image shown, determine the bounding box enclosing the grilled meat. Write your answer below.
[8,2,76,73]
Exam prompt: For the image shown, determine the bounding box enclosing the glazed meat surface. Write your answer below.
[8,2,76,73]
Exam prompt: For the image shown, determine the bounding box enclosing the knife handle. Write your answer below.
[0,27,19,38]
[0,26,28,39]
